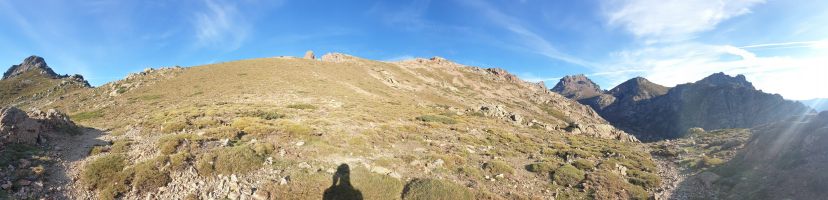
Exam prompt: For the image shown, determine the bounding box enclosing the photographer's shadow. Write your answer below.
[322,164,364,200]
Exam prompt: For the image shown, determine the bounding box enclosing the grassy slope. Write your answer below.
[38,56,659,199]
[0,71,88,108]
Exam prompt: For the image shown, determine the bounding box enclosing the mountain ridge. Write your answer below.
[552,73,813,140]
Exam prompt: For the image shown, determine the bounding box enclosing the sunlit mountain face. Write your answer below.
[1,1,826,200]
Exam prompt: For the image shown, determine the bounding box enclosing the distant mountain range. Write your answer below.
[799,98,828,111]
[552,73,814,141]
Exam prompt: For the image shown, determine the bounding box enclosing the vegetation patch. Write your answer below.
[627,170,661,189]
[553,164,585,186]
[526,161,560,175]
[71,110,105,121]
[572,159,595,170]
[244,110,285,120]
[402,178,473,200]
[286,103,317,110]
[482,160,514,175]
[196,143,273,176]
[415,115,457,124]
[157,133,203,155]
[81,154,129,199]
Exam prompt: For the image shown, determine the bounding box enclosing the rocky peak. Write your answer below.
[3,56,60,79]
[551,74,603,100]
[696,72,754,89]
[608,77,668,102]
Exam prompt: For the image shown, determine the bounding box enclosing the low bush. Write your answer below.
[287,103,317,110]
[415,115,457,124]
[157,134,202,155]
[572,159,595,170]
[70,110,104,121]
[627,170,661,189]
[196,144,271,176]
[553,164,585,186]
[526,161,560,175]
[244,110,285,120]
[81,154,126,189]
[131,157,171,194]
[482,160,514,175]
[110,140,131,154]
[161,119,189,133]
[402,178,473,200]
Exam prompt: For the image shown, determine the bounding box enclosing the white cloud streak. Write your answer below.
[193,0,249,50]
[461,0,597,67]
[604,0,764,42]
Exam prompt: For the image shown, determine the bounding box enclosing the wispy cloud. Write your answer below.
[460,0,597,68]
[369,0,431,30]
[603,0,764,42]
[591,0,828,99]
[740,40,828,50]
[193,0,249,50]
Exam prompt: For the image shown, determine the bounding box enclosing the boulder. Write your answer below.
[1,107,43,145]
[0,107,79,146]
[304,50,315,59]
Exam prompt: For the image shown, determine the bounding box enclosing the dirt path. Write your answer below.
[652,155,686,200]
[44,128,109,199]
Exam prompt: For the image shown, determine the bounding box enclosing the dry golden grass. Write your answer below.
[47,55,660,199]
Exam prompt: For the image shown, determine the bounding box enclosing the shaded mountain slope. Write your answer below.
[553,73,813,141]
[665,112,828,200]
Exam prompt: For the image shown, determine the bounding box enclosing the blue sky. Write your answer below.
[1,0,826,99]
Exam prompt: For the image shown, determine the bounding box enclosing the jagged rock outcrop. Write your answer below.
[0,107,78,145]
[2,56,90,87]
[553,73,814,141]
[3,56,59,79]
[551,74,604,100]
[1,56,92,107]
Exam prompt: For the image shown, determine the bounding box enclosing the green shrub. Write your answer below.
[553,164,585,186]
[131,157,171,193]
[627,170,661,189]
[402,178,473,200]
[245,110,285,120]
[81,154,126,189]
[701,156,725,168]
[157,134,202,155]
[287,103,317,110]
[350,167,406,200]
[457,166,483,179]
[283,122,312,136]
[587,172,648,200]
[197,144,269,176]
[415,115,457,124]
[482,160,514,175]
[572,159,595,170]
[526,161,560,175]
[110,140,131,154]
[71,110,104,121]
[232,117,279,135]
[169,152,192,171]
[89,145,107,156]
[161,119,189,133]
[203,126,240,139]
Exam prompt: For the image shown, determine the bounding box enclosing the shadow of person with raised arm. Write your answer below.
[323,164,363,200]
